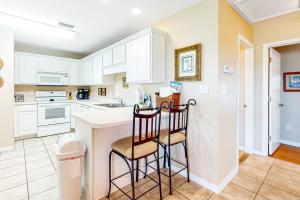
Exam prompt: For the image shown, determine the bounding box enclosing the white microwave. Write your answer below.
[37,72,69,86]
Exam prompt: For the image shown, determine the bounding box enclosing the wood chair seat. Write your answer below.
[159,129,186,145]
[112,136,157,159]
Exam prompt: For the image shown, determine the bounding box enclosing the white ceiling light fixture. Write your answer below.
[0,11,76,39]
[131,8,143,16]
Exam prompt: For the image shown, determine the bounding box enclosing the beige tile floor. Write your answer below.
[1,134,300,200]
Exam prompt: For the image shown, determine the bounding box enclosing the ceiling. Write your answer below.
[228,0,300,23]
[0,0,202,55]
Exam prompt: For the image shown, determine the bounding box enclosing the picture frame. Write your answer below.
[283,72,300,92]
[175,44,201,81]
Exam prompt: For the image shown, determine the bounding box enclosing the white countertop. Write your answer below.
[14,98,118,108]
[72,107,169,129]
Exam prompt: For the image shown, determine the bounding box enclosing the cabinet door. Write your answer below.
[14,54,20,84]
[37,57,53,72]
[19,55,37,84]
[18,110,37,136]
[68,60,79,85]
[136,35,151,82]
[126,41,137,82]
[92,54,103,84]
[113,45,126,65]
[85,58,93,85]
[102,50,113,68]
[53,59,68,72]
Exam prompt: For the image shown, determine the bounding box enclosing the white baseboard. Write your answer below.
[239,146,244,151]
[253,150,267,156]
[280,139,300,148]
[171,165,238,194]
[0,145,14,152]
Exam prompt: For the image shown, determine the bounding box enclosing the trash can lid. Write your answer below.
[56,133,85,154]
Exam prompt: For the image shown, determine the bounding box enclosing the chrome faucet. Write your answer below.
[113,97,126,106]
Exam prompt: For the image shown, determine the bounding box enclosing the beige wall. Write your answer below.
[0,27,14,150]
[253,11,300,152]
[15,42,86,59]
[218,0,253,182]
[153,0,220,184]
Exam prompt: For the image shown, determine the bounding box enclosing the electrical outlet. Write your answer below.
[285,123,292,131]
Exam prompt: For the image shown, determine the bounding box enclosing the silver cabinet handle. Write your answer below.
[244,104,247,108]
[279,103,284,107]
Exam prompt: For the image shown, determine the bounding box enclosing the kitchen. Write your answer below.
[14,26,166,140]
[2,0,296,200]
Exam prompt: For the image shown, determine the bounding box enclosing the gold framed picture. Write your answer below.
[175,44,201,81]
[0,58,3,70]
[0,76,4,88]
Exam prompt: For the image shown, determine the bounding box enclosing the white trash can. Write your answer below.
[54,133,86,200]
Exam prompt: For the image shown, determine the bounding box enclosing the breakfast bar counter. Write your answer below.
[72,107,169,200]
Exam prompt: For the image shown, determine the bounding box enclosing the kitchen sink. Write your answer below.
[94,103,129,108]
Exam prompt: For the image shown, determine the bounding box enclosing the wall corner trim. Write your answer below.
[172,165,238,194]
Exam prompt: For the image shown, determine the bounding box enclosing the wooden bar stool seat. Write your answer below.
[159,129,186,145]
[112,136,157,159]
[107,105,165,200]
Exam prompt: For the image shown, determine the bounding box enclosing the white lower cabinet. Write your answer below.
[71,103,91,129]
[14,105,37,138]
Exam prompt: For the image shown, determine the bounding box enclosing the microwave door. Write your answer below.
[37,73,65,86]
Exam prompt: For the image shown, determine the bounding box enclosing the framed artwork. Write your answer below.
[283,72,300,92]
[175,44,201,81]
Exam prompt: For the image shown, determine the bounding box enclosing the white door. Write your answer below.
[68,60,79,85]
[136,35,151,82]
[126,40,138,82]
[92,54,103,84]
[19,55,37,84]
[269,48,281,155]
[18,111,37,137]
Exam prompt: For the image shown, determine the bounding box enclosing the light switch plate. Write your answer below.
[199,84,209,95]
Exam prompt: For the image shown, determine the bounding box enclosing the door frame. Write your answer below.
[237,34,255,159]
[262,37,300,156]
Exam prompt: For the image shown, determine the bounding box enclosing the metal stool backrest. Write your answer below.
[168,99,196,136]
[131,105,164,158]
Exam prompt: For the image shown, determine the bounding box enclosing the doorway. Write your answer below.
[268,44,300,164]
[237,35,254,163]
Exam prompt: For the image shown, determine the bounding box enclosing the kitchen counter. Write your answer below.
[72,107,168,128]
[72,107,169,200]
[14,98,119,109]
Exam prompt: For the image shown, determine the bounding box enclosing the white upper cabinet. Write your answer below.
[18,54,38,84]
[102,50,113,68]
[68,60,79,85]
[37,57,53,72]
[113,45,126,65]
[92,54,103,84]
[53,59,68,73]
[126,28,166,83]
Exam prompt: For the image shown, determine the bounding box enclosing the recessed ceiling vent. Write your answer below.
[58,22,75,30]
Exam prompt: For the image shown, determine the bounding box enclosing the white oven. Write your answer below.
[37,72,69,86]
[36,91,71,137]
[38,103,71,126]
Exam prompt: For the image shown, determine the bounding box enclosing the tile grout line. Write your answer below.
[22,139,31,200]
[252,158,276,200]
[41,137,56,170]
